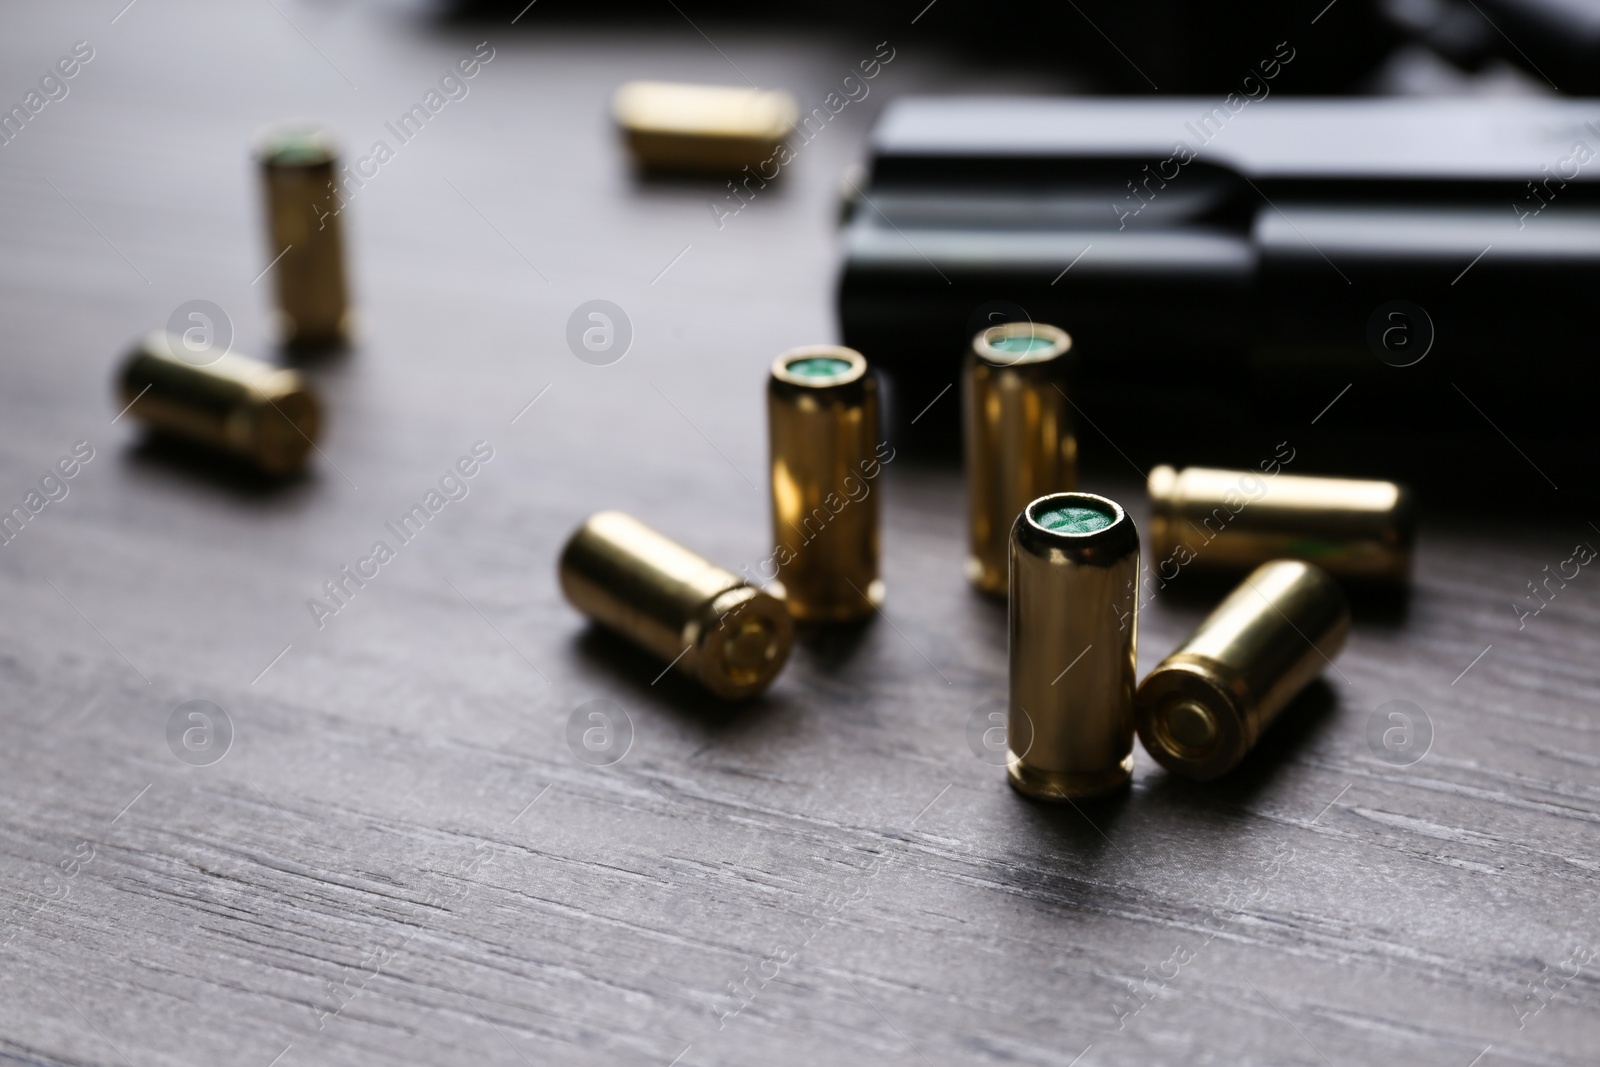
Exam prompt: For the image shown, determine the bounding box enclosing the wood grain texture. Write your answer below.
[0,4,1595,1067]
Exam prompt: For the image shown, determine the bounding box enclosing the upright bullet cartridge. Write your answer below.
[964,321,1076,595]
[1148,465,1414,583]
[559,511,793,700]
[1136,559,1350,781]
[257,122,351,349]
[767,346,883,622]
[116,332,321,476]
[1008,492,1140,800]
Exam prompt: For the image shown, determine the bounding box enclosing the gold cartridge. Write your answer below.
[612,81,798,173]
[559,511,793,700]
[257,122,351,349]
[116,332,321,476]
[963,321,1076,595]
[1148,465,1414,583]
[767,346,883,622]
[1135,560,1349,781]
[1008,492,1140,800]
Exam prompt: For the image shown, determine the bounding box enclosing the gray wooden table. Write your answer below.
[0,4,1594,1065]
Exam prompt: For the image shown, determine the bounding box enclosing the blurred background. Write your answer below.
[447,0,1589,96]
[8,0,1595,508]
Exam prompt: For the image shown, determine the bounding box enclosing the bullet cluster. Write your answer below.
[563,317,1408,799]
[106,106,1406,800]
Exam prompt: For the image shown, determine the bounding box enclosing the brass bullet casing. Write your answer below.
[1136,560,1350,781]
[559,511,794,700]
[1008,492,1140,800]
[116,332,321,476]
[767,346,883,622]
[1148,465,1415,583]
[612,81,798,173]
[257,122,351,348]
[963,321,1076,596]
